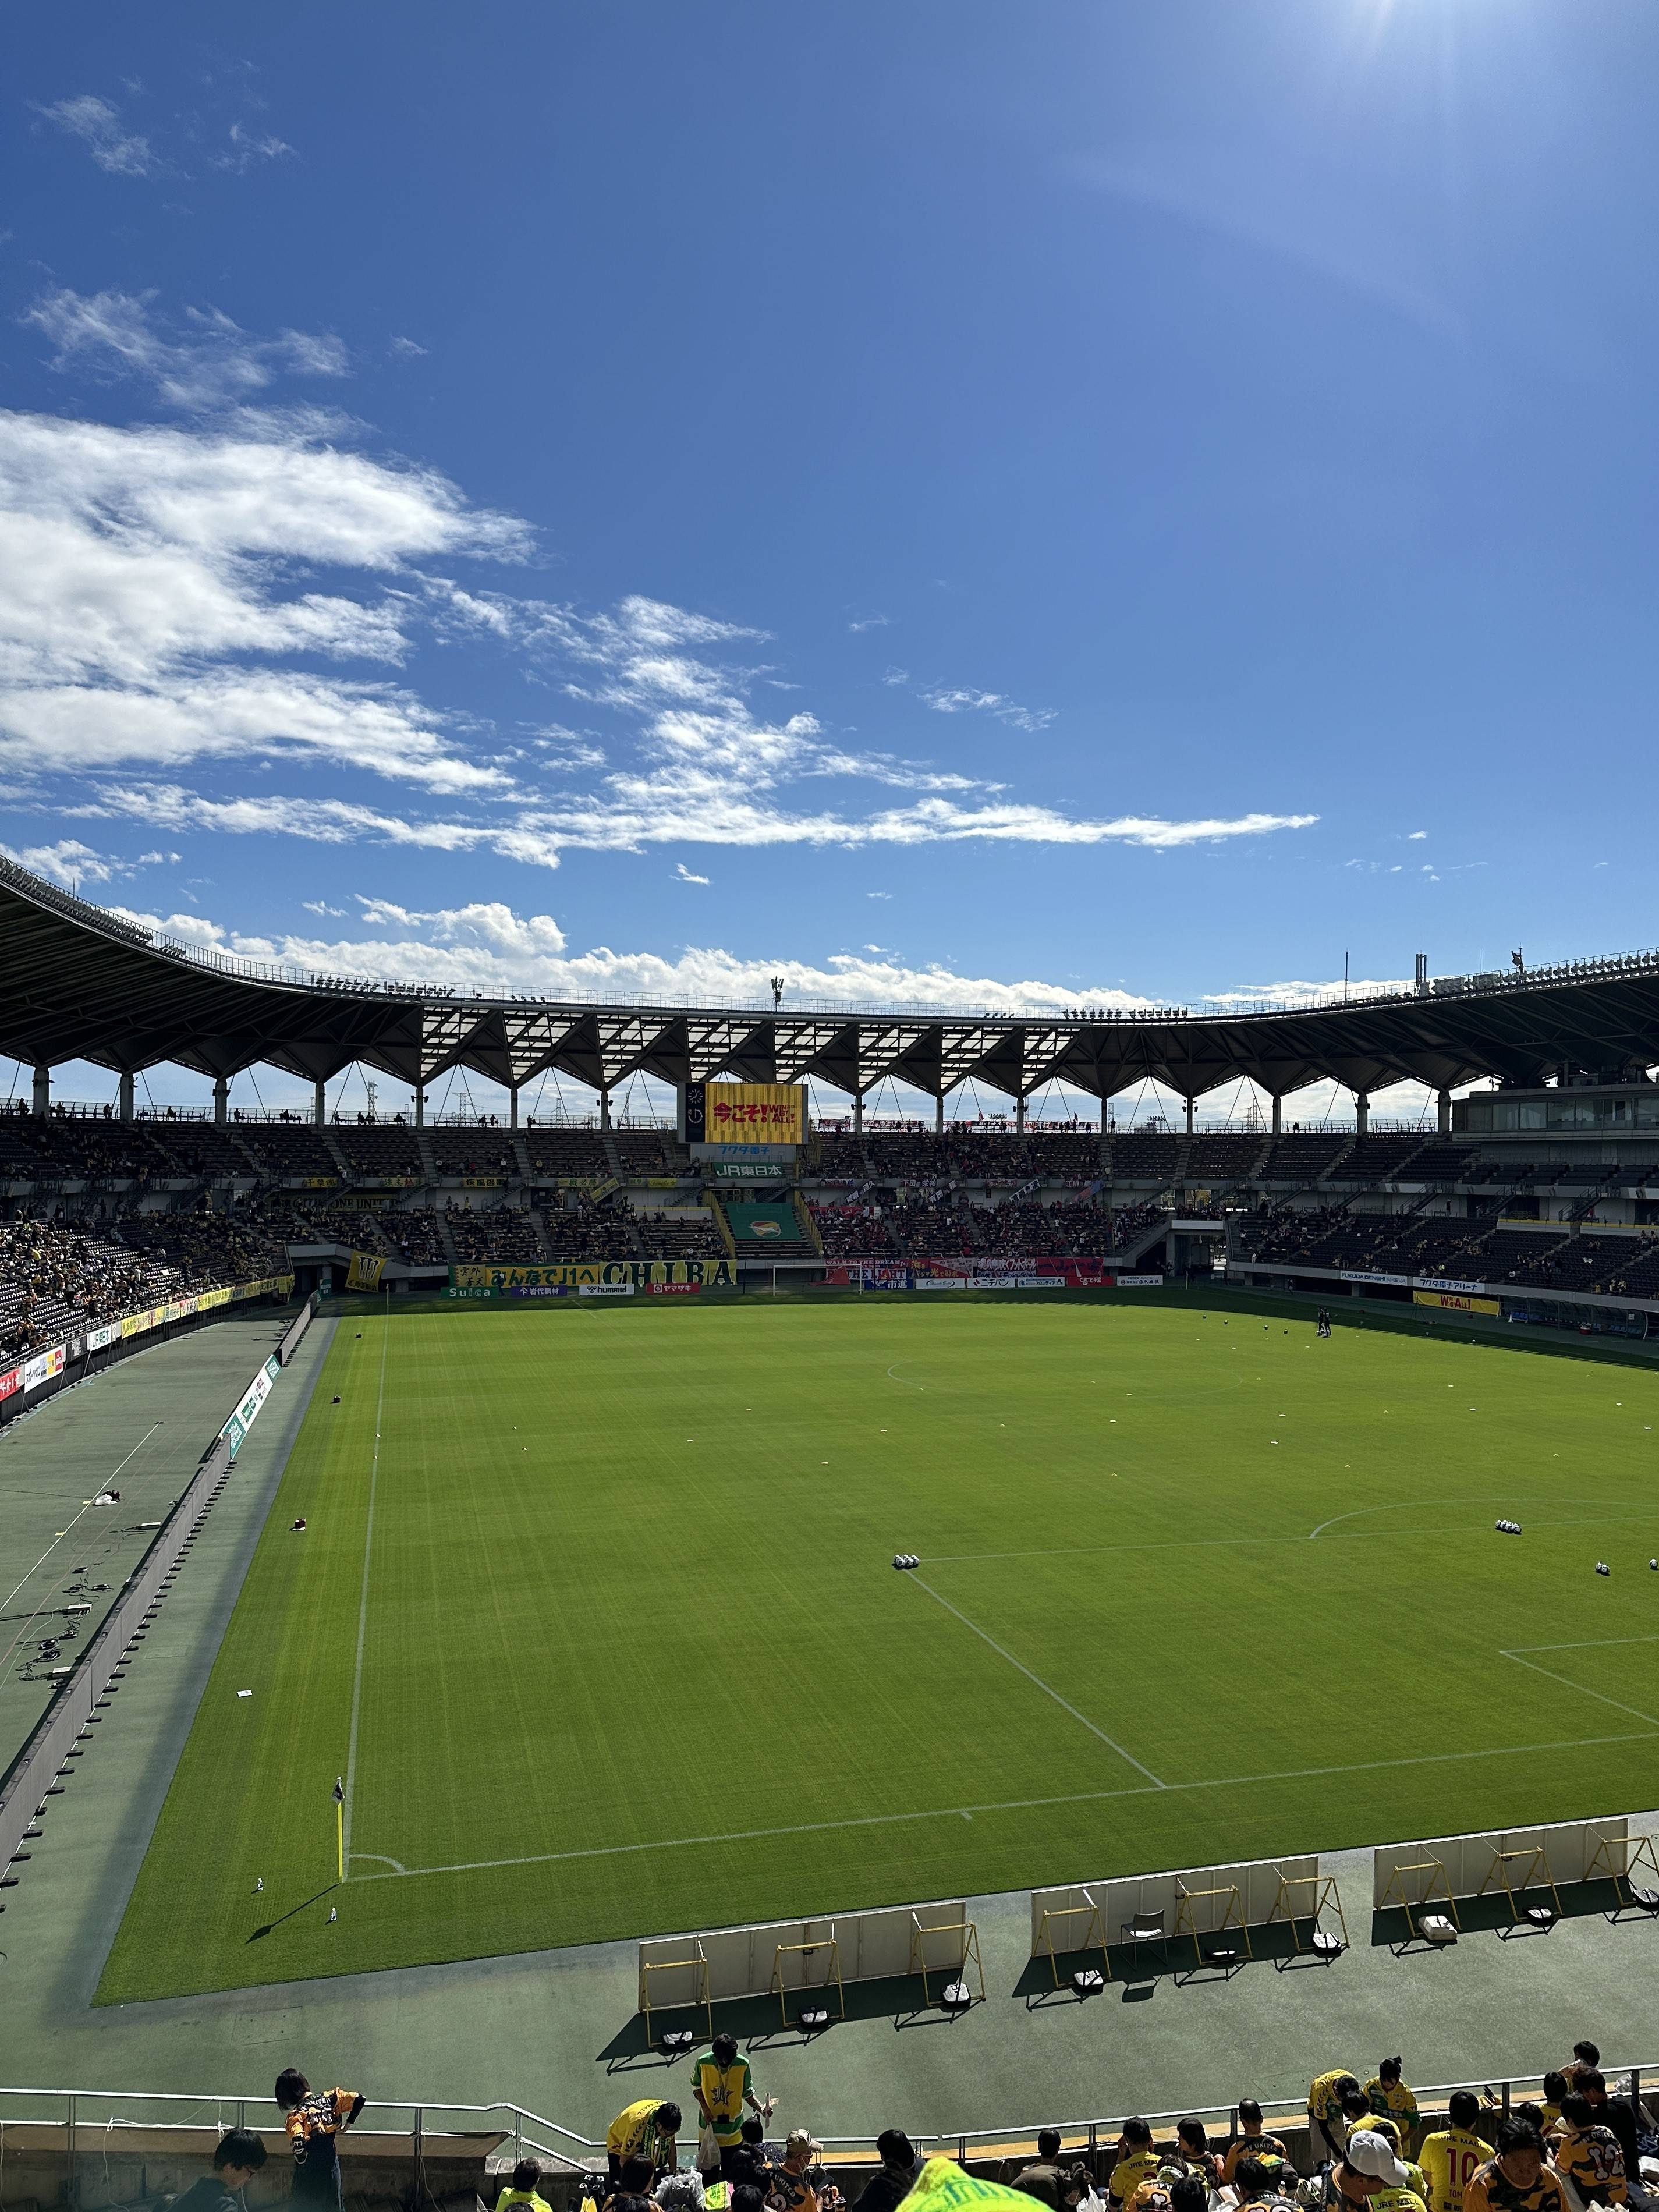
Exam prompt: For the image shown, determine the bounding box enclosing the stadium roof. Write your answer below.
[4,853,1659,1104]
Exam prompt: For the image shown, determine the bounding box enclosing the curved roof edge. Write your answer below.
[4,853,1659,1102]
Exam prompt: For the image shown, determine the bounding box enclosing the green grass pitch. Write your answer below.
[98,1296,1659,2002]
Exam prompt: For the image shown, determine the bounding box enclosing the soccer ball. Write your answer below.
[892,1553,919,1571]
[1596,1562,1611,1577]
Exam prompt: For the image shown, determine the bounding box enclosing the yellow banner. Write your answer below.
[705,1082,805,1144]
[1414,1289,1500,1316]
[346,1252,386,1291]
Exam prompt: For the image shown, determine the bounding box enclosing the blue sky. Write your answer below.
[3,2,1657,1115]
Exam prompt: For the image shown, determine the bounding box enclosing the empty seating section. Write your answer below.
[1185,1134,1263,1179]
[1410,1143,1479,1180]
[1260,1134,1348,1179]
[1110,1134,1180,1179]
[1330,1135,1426,1181]
[232,1123,342,1177]
[424,1128,513,1175]
[523,1129,611,1177]
[611,1130,691,1174]
[331,1125,424,1178]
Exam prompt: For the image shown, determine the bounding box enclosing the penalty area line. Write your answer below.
[906,1571,1167,1786]
[1500,1648,1659,1730]
[355,1726,1659,1885]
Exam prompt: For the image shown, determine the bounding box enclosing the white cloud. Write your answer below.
[1202,975,1413,1008]
[389,336,428,359]
[919,685,1055,734]
[881,667,910,686]
[27,289,349,412]
[867,890,892,899]
[0,836,116,888]
[133,848,180,864]
[109,889,1163,1012]
[675,862,710,884]
[0,408,527,794]
[2,357,1320,872]
[302,898,346,917]
[1408,829,1427,840]
[36,94,155,176]
[212,122,295,172]
[848,614,889,632]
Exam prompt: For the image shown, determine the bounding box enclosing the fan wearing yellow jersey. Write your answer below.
[1366,2064,1422,2153]
[1419,2095,1494,2212]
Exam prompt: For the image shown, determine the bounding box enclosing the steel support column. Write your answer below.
[32,1063,49,1116]
[118,1071,134,1123]
[213,1075,229,1128]
[313,1079,325,1128]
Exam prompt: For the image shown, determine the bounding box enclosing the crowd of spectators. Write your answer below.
[0,1218,168,1358]
[809,1196,1168,1261]
[534,2040,1658,2212]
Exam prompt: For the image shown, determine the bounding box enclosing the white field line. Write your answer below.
[908,1571,1167,1786]
[341,1318,390,1877]
[0,1421,164,1692]
[357,1727,1659,1885]
[1309,1495,1656,1541]
[927,1509,1659,1568]
[1501,1647,1659,1729]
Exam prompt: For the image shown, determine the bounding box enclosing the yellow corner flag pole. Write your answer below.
[334,1775,345,1881]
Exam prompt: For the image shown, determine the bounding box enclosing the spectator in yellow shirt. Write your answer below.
[1420,2096,1494,2212]
[1367,2066,1422,2153]
[497,2160,556,2212]
[1110,2123,1160,2209]
[1310,2077,1369,2168]
[608,2103,683,2185]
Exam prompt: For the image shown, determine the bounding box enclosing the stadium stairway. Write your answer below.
[1313,1135,1357,1187]
[415,1128,438,1183]
[511,1133,534,1182]
[322,1130,355,1181]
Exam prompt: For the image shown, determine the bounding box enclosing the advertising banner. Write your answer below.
[1110,1273,1165,1288]
[86,1321,122,1351]
[451,1258,737,1291]
[22,1345,66,1392]
[1416,1276,1490,1296]
[826,1258,1112,1292]
[1413,1289,1501,1315]
[346,1251,386,1291]
[1340,1270,1412,1288]
[219,1355,281,1458]
[0,1364,22,1402]
[579,1282,636,1297]
[684,1081,806,1147]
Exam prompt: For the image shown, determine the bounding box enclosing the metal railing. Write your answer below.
[0,2067,1652,2172]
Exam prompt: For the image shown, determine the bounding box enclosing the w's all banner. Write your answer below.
[451,1259,736,1295]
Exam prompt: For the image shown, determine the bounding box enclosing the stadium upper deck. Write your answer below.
[5,853,1659,1119]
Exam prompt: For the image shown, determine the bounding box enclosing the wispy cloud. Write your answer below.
[389,335,428,359]
[35,94,155,177]
[4,328,1320,876]
[919,683,1055,734]
[848,613,890,633]
[26,288,349,412]
[675,862,710,884]
[211,122,295,173]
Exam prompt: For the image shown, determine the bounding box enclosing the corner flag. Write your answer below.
[334,1776,345,1881]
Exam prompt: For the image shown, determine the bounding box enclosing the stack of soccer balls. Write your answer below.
[892,1552,920,1571]
[1494,1520,1523,1535]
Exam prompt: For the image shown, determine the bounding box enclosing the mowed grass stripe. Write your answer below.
[99,1300,1659,2002]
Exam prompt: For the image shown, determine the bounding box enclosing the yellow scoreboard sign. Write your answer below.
[685,1081,806,1146]
[1413,1289,1500,1316]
